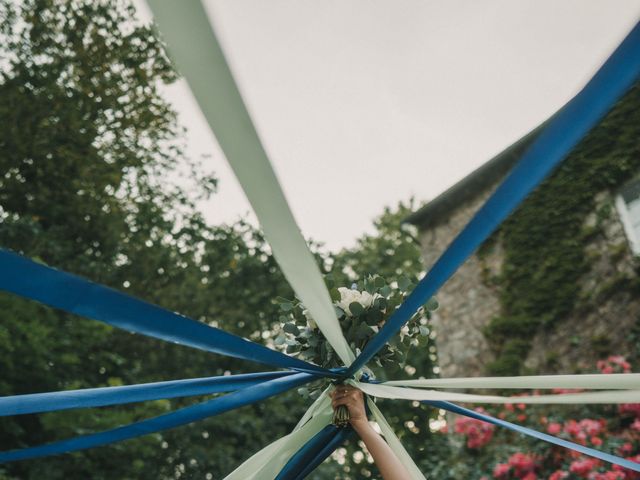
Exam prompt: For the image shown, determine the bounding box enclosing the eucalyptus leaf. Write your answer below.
[380,285,392,297]
[398,275,412,291]
[330,287,341,302]
[280,302,294,312]
[349,302,365,316]
[283,323,300,335]
[425,297,439,311]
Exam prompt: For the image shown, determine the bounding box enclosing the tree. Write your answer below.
[0,1,303,478]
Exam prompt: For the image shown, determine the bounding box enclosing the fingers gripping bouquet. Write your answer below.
[275,274,438,427]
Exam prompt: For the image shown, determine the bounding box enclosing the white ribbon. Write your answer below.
[144,0,354,367]
[355,381,640,404]
[386,373,640,390]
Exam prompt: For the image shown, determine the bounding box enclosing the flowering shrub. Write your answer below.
[433,356,640,479]
[598,356,632,374]
[455,408,496,448]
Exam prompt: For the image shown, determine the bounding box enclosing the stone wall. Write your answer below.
[418,187,640,378]
[418,182,502,378]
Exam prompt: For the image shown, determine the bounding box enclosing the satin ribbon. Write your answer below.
[345,19,640,378]
[276,425,354,480]
[0,372,314,463]
[278,388,427,480]
[387,373,640,390]
[354,381,640,404]
[144,0,354,367]
[0,371,294,416]
[0,249,328,376]
[428,400,640,472]
[224,390,333,479]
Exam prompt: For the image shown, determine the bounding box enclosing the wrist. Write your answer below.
[350,417,372,433]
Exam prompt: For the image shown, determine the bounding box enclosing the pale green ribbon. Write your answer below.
[354,381,640,404]
[145,0,354,367]
[386,373,640,389]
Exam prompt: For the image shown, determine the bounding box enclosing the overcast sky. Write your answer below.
[136,1,640,251]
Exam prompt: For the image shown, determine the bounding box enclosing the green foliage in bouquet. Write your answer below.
[274,274,438,397]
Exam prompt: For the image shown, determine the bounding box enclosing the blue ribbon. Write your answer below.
[0,249,330,376]
[345,20,640,378]
[277,425,354,480]
[427,400,640,472]
[0,372,315,463]
[0,371,294,416]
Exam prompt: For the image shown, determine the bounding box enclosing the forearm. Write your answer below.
[352,420,412,480]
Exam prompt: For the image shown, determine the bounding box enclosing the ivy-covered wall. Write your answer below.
[415,82,640,378]
[481,82,640,375]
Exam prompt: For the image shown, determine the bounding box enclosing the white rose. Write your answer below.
[336,287,375,315]
[358,291,374,308]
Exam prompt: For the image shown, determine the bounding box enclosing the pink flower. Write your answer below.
[619,404,640,418]
[569,458,599,477]
[547,422,562,435]
[549,471,568,480]
[455,409,495,449]
[493,463,510,478]
[598,356,632,374]
[508,452,537,477]
[633,419,640,432]
[619,443,634,455]
[595,472,625,480]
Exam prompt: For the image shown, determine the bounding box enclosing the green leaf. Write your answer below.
[398,275,412,291]
[419,325,429,337]
[280,302,294,312]
[334,306,345,318]
[425,297,439,311]
[364,277,376,294]
[380,285,392,297]
[330,287,341,302]
[373,276,386,288]
[366,309,382,325]
[283,323,300,335]
[349,302,365,316]
[274,333,286,345]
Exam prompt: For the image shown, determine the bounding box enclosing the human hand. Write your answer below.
[330,384,368,429]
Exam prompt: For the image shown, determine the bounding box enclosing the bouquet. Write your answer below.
[275,274,438,426]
